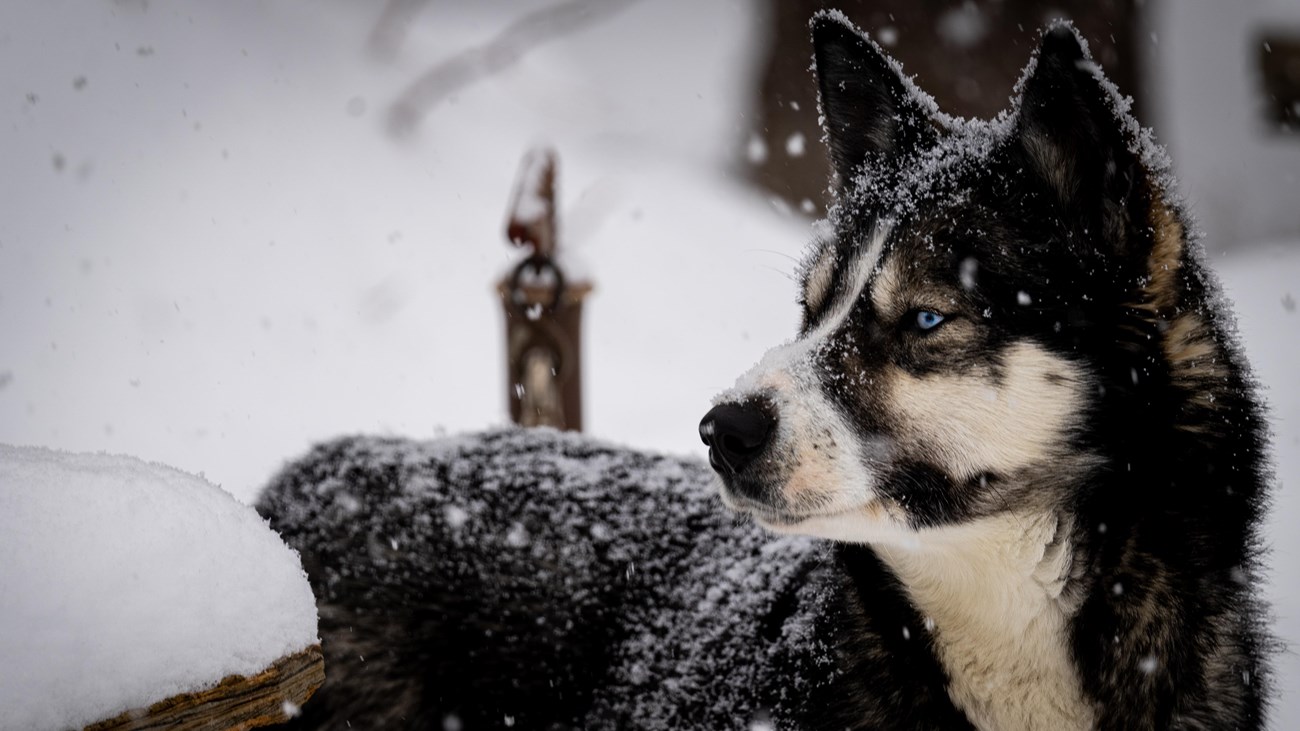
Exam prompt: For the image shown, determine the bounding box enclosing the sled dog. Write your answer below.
[261,13,1272,730]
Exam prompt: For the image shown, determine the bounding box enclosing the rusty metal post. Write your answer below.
[498,148,592,431]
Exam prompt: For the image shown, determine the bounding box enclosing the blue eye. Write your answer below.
[914,310,945,331]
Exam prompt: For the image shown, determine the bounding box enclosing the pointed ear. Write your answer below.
[810,12,936,189]
[1016,25,1143,224]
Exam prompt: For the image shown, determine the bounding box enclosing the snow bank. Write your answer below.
[0,445,318,731]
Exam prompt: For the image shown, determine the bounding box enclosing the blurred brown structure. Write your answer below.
[499,148,592,432]
[747,0,1144,214]
[1259,33,1300,131]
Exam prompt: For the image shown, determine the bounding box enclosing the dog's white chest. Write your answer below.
[927,595,1093,731]
[876,513,1096,731]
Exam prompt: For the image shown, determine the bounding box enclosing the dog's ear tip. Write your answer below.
[808,10,935,189]
[809,9,870,51]
[1038,22,1089,64]
[1018,21,1144,220]
[808,9,853,36]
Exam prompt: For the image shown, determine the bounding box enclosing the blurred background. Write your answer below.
[1,0,1298,719]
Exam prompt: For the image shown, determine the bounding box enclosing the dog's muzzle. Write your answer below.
[699,400,776,490]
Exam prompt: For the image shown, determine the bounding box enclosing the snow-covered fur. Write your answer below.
[259,429,838,729]
[259,14,1273,731]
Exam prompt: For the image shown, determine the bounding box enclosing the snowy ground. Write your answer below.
[1,0,1296,723]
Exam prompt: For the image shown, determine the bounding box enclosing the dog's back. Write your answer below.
[259,428,828,730]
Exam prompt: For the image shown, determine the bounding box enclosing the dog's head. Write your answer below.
[702,13,1178,543]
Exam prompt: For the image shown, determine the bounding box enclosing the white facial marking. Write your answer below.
[717,224,893,519]
[804,223,889,343]
[718,352,879,518]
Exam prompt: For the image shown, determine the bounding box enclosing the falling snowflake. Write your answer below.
[786,132,806,157]
[443,504,470,530]
[506,521,530,548]
[959,257,979,290]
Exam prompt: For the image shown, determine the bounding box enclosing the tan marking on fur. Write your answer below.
[1164,315,1215,365]
[1144,200,1184,311]
[862,498,888,521]
[870,256,905,319]
[803,245,838,315]
[1163,313,1229,391]
[874,511,1096,731]
[886,342,1085,479]
[786,445,854,506]
[1134,201,1230,413]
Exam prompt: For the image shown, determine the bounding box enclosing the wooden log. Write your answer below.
[84,644,324,731]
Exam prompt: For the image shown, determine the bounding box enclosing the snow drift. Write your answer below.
[0,445,319,731]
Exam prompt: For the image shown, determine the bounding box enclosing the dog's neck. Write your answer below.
[873,510,1096,731]
[874,510,1077,636]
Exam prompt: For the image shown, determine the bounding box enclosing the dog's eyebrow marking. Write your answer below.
[804,223,890,344]
[871,256,904,320]
[802,244,838,316]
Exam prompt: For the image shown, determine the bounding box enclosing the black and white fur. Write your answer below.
[259,13,1273,730]
[701,12,1272,728]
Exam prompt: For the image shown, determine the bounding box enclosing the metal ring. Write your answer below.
[508,255,566,313]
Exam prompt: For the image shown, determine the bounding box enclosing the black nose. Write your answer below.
[699,401,775,477]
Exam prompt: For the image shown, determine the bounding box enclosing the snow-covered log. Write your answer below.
[0,445,322,731]
[83,645,323,731]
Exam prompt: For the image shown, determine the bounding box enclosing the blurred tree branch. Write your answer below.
[385,0,639,137]
[368,0,434,61]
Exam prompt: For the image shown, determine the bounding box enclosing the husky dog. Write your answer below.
[259,13,1272,731]
[700,11,1272,729]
